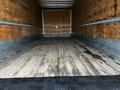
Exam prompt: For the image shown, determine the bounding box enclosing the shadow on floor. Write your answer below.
[0,76,120,90]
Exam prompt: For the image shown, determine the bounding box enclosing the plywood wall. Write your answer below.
[72,0,120,39]
[0,26,41,40]
[0,0,42,40]
[43,10,71,34]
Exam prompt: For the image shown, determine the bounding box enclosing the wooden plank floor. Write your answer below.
[0,38,120,78]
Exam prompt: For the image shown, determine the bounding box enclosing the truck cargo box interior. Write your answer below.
[0,0,120,90]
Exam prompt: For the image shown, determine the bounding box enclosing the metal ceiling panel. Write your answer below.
[39,0,76,8]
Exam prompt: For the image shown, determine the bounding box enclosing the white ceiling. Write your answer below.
[39,0,76,8]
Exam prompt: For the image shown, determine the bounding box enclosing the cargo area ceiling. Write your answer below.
[39,0,76,8]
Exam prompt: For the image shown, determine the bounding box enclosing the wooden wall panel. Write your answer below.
[43,10,71,34]
[72,0,120,39]
[0,0,42,25]
[0,0,42,40]
[0,26,41,40]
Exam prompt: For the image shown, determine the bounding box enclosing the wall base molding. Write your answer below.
[43,33,72,37]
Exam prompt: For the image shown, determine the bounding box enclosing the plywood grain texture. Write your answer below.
[0,0,42,25]
[0,0,42,40]
[0,26,41,40]
[43,10,71,34]
[72,0,120,39]
[76,23,120,39]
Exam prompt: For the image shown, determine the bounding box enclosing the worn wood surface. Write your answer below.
[43,10,71,34]
[0,38,120,78]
